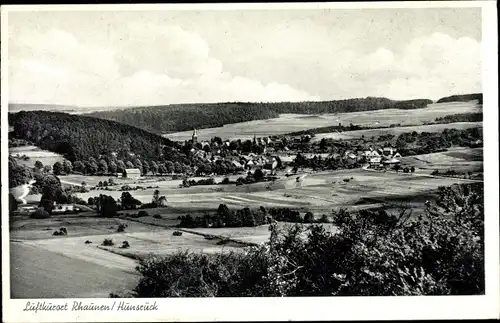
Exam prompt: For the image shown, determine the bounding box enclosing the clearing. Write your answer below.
[9,145,67,168]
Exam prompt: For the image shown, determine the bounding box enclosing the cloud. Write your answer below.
[8,21,481,107]
[8,26,320,107]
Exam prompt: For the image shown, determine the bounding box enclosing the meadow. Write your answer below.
[9,145,66,168]
[312,121,483,141]
[164,101,481,141]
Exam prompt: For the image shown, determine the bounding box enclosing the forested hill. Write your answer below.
[86,97,433,134]
[437,93,483,104]
[8,111,183,163]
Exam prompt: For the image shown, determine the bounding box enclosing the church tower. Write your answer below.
[192,128,198,145]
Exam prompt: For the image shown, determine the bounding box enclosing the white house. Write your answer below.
[123,168,141,179]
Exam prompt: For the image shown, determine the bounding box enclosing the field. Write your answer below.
[401,147,484,172]
[9,216,252,298]
[10,242,139,298]
[65,164,483,215]
[312,122,483,141]
[9,145,67,168]
[164,101,481,141]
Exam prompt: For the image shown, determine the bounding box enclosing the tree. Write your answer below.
[126,161,135,169]
[35,160,44,170]
[410,166,415,173]
[152,189,167,207]
[108,160,117,174]
[165,161,174,174]
[158,164,167,175]
[98,195,118,218]
[253,169,264,182]
[63,160,73,174]
[150,161,159,175]
[53,161,63,175]
[173,162,183,174]
[43,165,52,173]
[98,159,108,174]
[73,161,85,173]
[9,157,33,188]
[9,193,19,212]
[87,161,98,175]
[304,212,314,223]
[121,192,142,210]
[142,160,150,175]
[116,160,126,173]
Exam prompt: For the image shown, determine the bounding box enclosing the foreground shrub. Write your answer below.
[134,183,484,297]
[134,250,268,297]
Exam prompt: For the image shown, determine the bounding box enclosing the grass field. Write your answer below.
[9,145,67,168]
[401,147,483,172]
[10,242,139,298]
[164,101,481,141]
[312,122,483,141]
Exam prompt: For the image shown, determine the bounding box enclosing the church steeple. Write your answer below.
[192,128,198,144]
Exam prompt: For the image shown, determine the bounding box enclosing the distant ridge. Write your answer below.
[85,97,433,134]
[436,93,483,104]
[8,103,79,113]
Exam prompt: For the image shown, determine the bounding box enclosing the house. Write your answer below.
[263,160,278,171]
[369,157,382,165]
[246,160,256,169]
[383,158,401,168]
[393,152,402,159]
[232,160,243,169]
[346,153,358,165]
[51,204,76,214]
[364,150,380,158]
[383,147,395,157]
[123,168,141,179]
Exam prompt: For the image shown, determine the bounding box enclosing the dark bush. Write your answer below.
[137,210,149,217]
[304,212,315,223]
[116,223,127,232]
[153,214,163,219]
[85,240,92,244]
[31,207,50,219]
[121,241,130,249]
[172,231,183,236]
[102,238,114,246]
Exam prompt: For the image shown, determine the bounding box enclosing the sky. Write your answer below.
[7,7,482,107]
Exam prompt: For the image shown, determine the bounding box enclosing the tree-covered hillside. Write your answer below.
[8,111,183,163]
[87,97,432,134]
[437,93,483,104]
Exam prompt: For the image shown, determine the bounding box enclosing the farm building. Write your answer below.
[123,168,141,179]
[51,204,77,214]
[383,158,401,168]
[263,160,278,171]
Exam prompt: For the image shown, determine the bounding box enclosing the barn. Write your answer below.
[123,168,141,179]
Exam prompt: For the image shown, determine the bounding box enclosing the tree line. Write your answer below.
[133,182,484,297]
[436,93,483,104]
[86,97,432,134]
[434,112,483,123]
